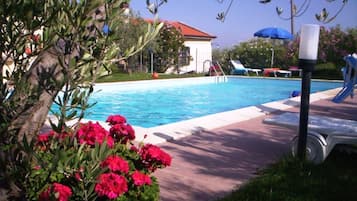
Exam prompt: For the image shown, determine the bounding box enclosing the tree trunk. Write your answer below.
[8,44,72,142]
[0,44,73,200]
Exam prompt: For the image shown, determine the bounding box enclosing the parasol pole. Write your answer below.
[270,48,274,67]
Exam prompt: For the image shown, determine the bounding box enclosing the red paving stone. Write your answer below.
[154,97,357,201]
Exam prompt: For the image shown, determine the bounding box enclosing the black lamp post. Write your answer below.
[297,24,320,160]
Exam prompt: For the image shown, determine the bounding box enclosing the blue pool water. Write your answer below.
[82,77,341,128]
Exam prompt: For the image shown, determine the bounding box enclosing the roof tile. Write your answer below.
[145,19,216,39]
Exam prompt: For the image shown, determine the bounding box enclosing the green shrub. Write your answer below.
[313,62,342,80]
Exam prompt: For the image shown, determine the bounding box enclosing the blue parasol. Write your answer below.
[254,27,293,67]
[254,27,293,40]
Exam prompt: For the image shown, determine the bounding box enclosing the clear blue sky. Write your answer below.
[130,0,357,48]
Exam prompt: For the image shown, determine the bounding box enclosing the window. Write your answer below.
[178,46,190,66]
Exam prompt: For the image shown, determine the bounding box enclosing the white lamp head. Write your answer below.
[298,24,320,60]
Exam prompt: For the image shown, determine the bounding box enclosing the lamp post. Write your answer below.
[297,24,320,160]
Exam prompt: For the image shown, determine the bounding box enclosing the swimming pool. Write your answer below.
[85,77,341,128]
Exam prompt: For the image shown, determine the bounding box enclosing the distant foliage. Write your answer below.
[318,25,357,66]
[151,23,185,73]
[286,25,357,67]
[314,62,341,79]
[213,25,357,79]
[220,39,292,70]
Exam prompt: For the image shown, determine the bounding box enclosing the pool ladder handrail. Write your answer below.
[212,61,227,82]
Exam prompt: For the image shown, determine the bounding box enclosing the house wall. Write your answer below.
[182,40,212,73]
[165,39,213,74]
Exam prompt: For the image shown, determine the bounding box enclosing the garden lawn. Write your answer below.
[217,148,357,201]
[96,72,205,83]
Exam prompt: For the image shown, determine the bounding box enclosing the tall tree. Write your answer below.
[151,23,185,73]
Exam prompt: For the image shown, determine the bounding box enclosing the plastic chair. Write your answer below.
[230,60,261,76]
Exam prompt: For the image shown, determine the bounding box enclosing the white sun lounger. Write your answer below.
[264,112,357,164]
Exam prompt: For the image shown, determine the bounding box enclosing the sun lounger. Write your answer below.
[263,68,291,77]
[230,60,262,76]
[263,112,357,164]
[263,68,279,77]
[288,66,302,77]
[277,70,292,77]
[247,68,262,76]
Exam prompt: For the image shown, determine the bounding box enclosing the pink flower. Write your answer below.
[39,183,72,201]
[130,145,139,153]
[37,131,54,143]
[140,144,172,171]
[109,123,135,144]
[101,155,129,174]
[106,115,127,125]
[74,172,82,182]
[95,173,128,199]
[131,170,152,186]
[55,131,72,140]
[37,131,55,151]
[76,121,114,147]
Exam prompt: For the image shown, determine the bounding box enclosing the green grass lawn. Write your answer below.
[96,72,205,83]
[217,147,357,201]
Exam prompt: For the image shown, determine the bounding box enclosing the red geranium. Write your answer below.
[131,170,152,186]
[95,173,128,199]
[37,131,55,143]
[130,145,139,153]
[37,130,71,145]
[36,131,55,151]
[109,123,135,144]
[106,115,127,125]
[140,144,172,171]
[39,183,72,201]
[76,121,114,147]
[101,155,129,174]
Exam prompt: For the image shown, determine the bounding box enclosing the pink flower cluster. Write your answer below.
[39,183,72,201]
[76,121,114,147]
[106,115,135,144]
[106,114,127,125]
[35,114,171,200]
[37,130,71,151]
[140,144,172,171]
[95,154,153,199]
[95,173,128,199]
[131,170,152,186]
[101,155,129,174]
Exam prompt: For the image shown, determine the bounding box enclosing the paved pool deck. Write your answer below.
[150,89,357,201]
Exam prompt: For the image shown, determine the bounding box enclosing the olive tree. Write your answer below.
[0,0,163,198]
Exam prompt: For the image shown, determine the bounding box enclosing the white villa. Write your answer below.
[164,21,216,74]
